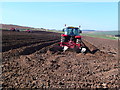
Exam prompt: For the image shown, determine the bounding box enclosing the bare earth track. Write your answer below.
[2,30,119,89]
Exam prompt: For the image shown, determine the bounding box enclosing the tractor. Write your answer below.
[26,29,31,33]
[59,25,86,53]
[10,28,20,32]
[10,28,16,31]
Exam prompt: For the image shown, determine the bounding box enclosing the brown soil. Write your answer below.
[2,30,119,89]
[82,36,118,54]
[1,24,34,30]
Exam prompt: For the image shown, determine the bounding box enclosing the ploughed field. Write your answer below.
[2,30,119,88]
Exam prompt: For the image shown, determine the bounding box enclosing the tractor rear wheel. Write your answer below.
[76,38,81,44]
[61,36,65,42]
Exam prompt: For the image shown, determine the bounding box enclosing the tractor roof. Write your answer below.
[67,26,79,29]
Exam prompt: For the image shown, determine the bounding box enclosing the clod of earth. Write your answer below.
[2,30,118,88]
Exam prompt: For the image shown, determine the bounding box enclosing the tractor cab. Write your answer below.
[61,26,82,43]
[63,27,82,36]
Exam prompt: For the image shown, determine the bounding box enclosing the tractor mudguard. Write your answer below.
[61,34,68,37]
[75,36,81,38]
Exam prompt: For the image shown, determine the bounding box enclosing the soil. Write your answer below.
[82,36,118,54]
[1,30,119,89]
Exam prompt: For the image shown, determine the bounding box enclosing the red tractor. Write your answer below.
[10,28,20,32]
[59,25,86,53]
[10,28,16,31]
[26,29,31,33]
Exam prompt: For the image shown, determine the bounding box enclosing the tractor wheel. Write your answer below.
[76,38,81,44]
[61,36,65,42]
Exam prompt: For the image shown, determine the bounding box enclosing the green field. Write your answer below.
[48,30,118,40]
[81,31,118,40]
[52,30,118,40]
[85,31,118,35]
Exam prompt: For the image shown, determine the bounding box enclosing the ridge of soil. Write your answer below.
[2,30,119,88]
